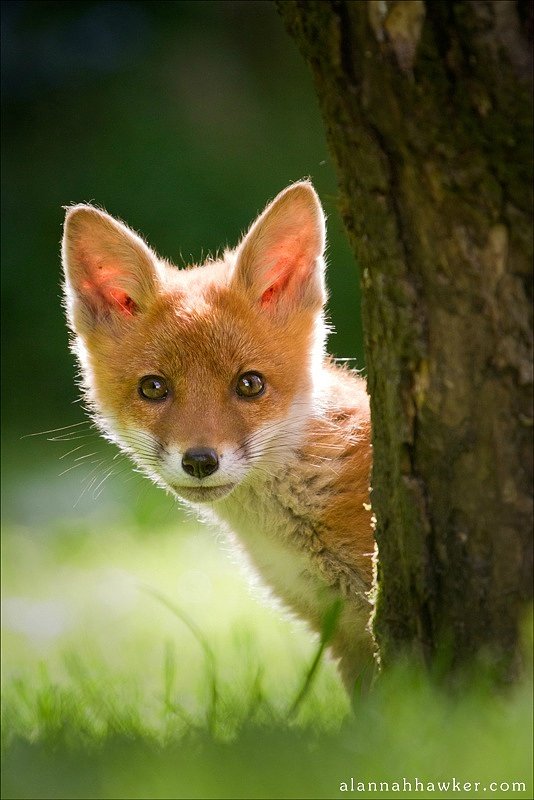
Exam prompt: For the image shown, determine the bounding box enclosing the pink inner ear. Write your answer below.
[260,273,293,307]
[259,250,308,308]
[108,289,138,316]
[260,286,276,307]
[80,260,138,317]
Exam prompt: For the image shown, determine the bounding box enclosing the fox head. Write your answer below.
[62,182,328,503]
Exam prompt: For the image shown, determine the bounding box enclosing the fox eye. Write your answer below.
[138,375,169,401]
[236,371,265,399]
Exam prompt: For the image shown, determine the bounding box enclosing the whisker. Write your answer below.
[73,470,104,507]
[73,451,99,462]
[21,421,94,439]
[76,454,115,484]
[58,444,87,460]
[58,457,104,478]
[93,469,115,499]
[121,444,157,456]
[118,468,143,485]
[132,454,161,465]
[78,475,100,501]
[79,458,108,481]
[48,433,98,443]
[121,430,157,443]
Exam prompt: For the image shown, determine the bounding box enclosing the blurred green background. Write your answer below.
[1,0,363,442]
[2,3,532,799]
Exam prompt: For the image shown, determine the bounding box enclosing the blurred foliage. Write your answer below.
[1,0,364,445]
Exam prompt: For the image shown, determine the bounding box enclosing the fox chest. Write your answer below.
[214,480,341,628]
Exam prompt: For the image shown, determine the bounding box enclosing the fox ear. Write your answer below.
[62,205,160,334]
[232,181,327,315]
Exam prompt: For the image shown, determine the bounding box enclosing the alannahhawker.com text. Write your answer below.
[338,778,527,794]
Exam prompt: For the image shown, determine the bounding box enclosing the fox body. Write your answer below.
[61,182,375,689]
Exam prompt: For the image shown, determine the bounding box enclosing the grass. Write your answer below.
[2,443,533,799]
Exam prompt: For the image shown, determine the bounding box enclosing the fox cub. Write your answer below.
[61,182,374,690]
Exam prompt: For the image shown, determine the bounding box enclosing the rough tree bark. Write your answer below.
[277,0,533,678]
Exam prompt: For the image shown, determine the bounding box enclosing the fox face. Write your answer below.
[62,182,329,504]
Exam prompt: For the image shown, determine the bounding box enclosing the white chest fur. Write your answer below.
[212,468,369,643]
[220,488,332,620]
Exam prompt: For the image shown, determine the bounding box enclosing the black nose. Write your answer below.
[181,447,219,479]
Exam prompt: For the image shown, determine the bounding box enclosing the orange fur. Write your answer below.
[61,182,375,692]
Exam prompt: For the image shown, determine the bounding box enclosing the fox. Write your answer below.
[61,181,375,693]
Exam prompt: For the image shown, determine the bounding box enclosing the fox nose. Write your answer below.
[181,447,219,479]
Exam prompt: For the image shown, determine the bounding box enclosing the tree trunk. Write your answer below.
[277,0,533,679]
